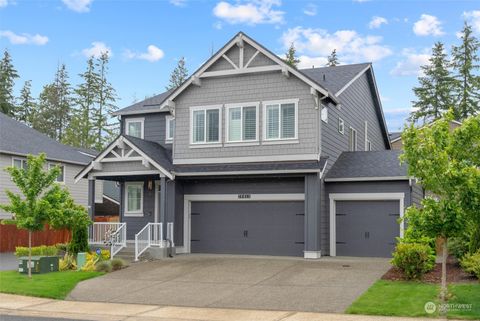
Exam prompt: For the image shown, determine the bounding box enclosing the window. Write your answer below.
[226,103,258,143]
[165,116,175,142]
[338,118,344,134]
[48,163,65,183]
[349,127,357,151]
[12,158,27,170]
[263,99,298,141]
[321,107,328,123]
[364,121,369,151]
[125,182,143,216]
[366,140,372,151]
[125,118,144,138]
[190,106,221,144]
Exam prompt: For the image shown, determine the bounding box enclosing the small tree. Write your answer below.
[284,43,300,68]
[16,80,36,126]
[400,112,480,303]
[166,57,188,90]
[0,154,63,278]
[326,49,339,67]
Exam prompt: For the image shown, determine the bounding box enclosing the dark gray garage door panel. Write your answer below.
[336,200,399,257]
[191,201,304,256]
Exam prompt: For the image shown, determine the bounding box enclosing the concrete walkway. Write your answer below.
[0,293,449,321]
[68,255,391,313]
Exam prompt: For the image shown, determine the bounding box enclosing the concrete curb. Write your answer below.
[0,293,450,321]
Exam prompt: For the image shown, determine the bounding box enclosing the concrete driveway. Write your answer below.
[68,255,391,313]
[0,253,18,271]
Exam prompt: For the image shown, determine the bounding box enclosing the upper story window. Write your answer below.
[349,127,357,151]
[226,103,259,143]
[263,99,298,141]
[338,118,345,134]
[125,182,143,216]
[321,107,328,123]
[48,163,65,183]
[125,118,144,139]
[12,158,28,170]
[190,105,221,144]
[165,116,175,143]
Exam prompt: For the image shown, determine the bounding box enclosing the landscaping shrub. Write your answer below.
[68,225,89,255]
[95,260,112,273]
[460,251,480,280]
[449,236,470,260]
[110,258,126,271]
[15,245,58,257]
[391,242,435,280]
[59,253,77,271]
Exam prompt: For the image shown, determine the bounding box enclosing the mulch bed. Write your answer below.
[382,260,478,284]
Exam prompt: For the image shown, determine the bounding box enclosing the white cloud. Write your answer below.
[124,45,164,62]
[390,48,431,76]
[281,27,392,64]
[464,10,480,33]
[0,30,48,45]
[213,0,284,25]
[62,0,93,12]
[297,55,328,69]
[170,0,187,7]
[413,14,444,36]
[0,0,9,8]
[213,21,223,30]
[368,16,388,29]
[353,0,371,3]
[81,41,112,58]
[303,3,317,16]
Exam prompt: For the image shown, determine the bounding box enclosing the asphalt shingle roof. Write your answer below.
[0,112,93,165]
[389,132,402,141]
[112,90,173,116]
[123,135,174,171]
[324,150,408,181]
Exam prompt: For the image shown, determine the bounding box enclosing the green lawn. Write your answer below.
[0,270,104,300]
[346,280,480,320]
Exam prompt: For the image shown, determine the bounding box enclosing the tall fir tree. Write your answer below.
[284,43,300,68]
[0,49,19,116]
[33,84,57,138]
[15,80,36,126]
[92,52,117,150]
[410,42,454,124]
[451,22,480,120]
[166,57,188,90]
[326,49,339,67]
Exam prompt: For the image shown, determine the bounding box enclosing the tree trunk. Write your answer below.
[440,237,448,304]
[28,230,32,279]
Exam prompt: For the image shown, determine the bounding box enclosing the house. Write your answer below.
[76,32,422,258]
[0,112,107,218]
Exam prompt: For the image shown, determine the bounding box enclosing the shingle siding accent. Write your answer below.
[122,113,171,150]
[247,52,276,67]
[173,71,319,160]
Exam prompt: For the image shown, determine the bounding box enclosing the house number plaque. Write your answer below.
[237,194,251,199]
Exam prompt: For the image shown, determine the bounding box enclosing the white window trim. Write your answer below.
[225,102,259,144]
[125,117,145,139]
[349,127,357,151]
[364,120,369,151]
[165,115,174,143]
[48,163,66,183]
[338,118,344,134]
[11,157,27,169]
[124,182,144,217]
[321,106,328,123]
[262,98,299,142]
[189,105,223,146]
[367,140,372,151]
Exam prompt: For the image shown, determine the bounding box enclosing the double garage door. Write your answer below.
[190,201,304,256]
[335,200,400,257]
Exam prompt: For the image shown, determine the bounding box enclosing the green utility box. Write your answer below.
[18,256,59,274]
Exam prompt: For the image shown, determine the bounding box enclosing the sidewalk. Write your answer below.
[0,293,447,321]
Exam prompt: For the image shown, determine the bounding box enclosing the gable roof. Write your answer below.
[389,132,402,142]
[324,150,408,182]
[124,135,173,172]
[112,90,173,116]
[0,112,93,165]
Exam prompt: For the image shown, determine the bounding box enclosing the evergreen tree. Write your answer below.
[326,49,339,67]
[0,49,19,116]
[166,57,188,90]
[284,43,300,68]
[451,22,480,120]
[33,84,57,138]
[92,52,117,150]
[410,42,454,124]
[15,80,36,125]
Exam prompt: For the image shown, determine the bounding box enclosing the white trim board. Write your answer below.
[174,169,321,177]
[328,192,405,257]
[173,154,320,165]
[324,176,409,182]
[182,193,305,254]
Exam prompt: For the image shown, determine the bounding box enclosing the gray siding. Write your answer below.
[304,174,321,253]
[122,112,171,150]
[411,181,424,207]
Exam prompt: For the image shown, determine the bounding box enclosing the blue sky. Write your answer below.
[1,0,479,132]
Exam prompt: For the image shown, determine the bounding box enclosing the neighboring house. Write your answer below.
[76,32,422,258]
[0,112,105,219]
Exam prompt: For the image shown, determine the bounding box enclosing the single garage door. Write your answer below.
[336,200,400,257]
[191,201,304,256]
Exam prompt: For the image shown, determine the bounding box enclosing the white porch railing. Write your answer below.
[134,222,174,261]
[89,222,127,258]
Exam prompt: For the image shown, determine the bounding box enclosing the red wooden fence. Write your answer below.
[0,223,71,252]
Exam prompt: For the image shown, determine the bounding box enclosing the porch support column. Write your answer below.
[159,176,167,239]
[88,178,96,219]
[166,180,176,246]
[304,173,321,259]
